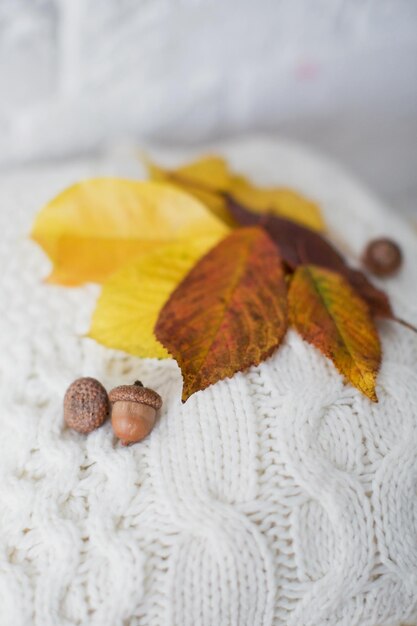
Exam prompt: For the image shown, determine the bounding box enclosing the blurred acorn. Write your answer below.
[362,238,402,277]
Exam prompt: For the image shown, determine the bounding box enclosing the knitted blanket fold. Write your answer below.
[0,137,416,626]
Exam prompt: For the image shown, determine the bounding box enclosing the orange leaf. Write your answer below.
[155,227,288,401]
[288,265,381,401]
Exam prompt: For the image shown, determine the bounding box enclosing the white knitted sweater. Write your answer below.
[0,137,416,626]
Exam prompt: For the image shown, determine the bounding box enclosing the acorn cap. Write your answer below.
[109,381,162,410]
[64,377,109,434]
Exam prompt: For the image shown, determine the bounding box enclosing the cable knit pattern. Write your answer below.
[0,137,416,626]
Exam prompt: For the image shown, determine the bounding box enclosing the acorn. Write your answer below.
[64,377,109,433]
[109,381,162,446]
[362,237,402,277]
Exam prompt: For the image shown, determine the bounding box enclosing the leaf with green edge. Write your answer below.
[288,264,381,401]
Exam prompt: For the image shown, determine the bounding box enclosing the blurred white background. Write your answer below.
[1,0,416,216]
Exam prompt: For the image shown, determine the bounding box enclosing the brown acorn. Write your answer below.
[109,381,162,446]
[64,377,109,433]
[362,238,402,277]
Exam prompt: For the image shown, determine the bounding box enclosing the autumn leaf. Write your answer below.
[146,155,233,226]
[155,227,287,401]
[31,178,229,285]
[288,265,381,401]
[346,269,393,318]
[229,176,324,231]
[146,155,325,231]
[146,154,230,191]
[227,195,344,268]
[89,236,222,359]
[227,196,393,319]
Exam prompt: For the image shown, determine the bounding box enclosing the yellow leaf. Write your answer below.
[89,236,222,358]
[146,155,234,226]
[288,265,381,401]
[146,154,230,189]
[145,155,325,231]
[229,175,324,232]
[31,178,229,285]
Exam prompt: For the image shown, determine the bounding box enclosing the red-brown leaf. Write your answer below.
[346,269,393,318]
[155,226,288,401]
[227,195,393,319]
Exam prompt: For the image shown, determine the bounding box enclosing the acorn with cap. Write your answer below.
[109,381,162,446]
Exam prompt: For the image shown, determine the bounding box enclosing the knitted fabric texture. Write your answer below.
[0,138,416,626]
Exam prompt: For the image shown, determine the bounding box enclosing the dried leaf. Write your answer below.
[227,195,344,268]
[31,178,229,285]
[146,154,230,190]
[146,156,233,226]
[346,269,393,318]
[228,197,393,319]
[146,155,325,231]
[155,227,287,401]
[288,265,381,401]
[89,236,221,359]
[229,176,324,231]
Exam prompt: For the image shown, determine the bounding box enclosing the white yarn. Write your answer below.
[0,137,416,626]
